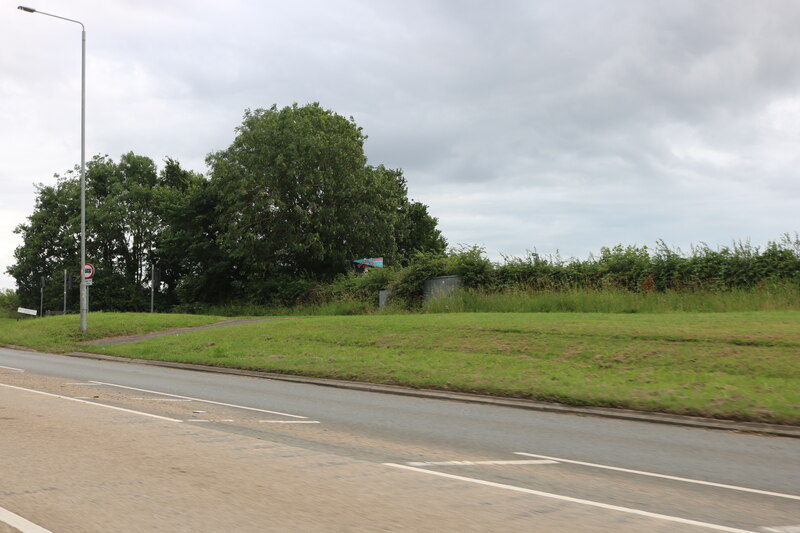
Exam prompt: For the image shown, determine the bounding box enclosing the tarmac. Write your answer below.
[64,349,800,439]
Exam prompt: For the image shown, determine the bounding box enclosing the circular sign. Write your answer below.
[83,263,95,279]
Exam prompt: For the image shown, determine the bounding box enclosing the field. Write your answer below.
[1,311,798,425]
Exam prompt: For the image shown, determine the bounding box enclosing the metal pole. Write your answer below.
[63,269,67,314]
[79,27,87,332]
[18,7,87,332]
[150,263,155,313]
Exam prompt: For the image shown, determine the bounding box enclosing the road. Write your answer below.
[1,346,798,532]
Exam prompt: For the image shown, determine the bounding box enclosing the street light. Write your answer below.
[18,5,88,332]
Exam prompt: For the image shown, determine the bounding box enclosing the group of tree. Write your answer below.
[8,103,446,313]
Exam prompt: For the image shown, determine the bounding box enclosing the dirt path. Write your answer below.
[83,317,287,346]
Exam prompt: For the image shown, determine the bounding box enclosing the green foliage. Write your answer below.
[387,251,449,307]
[8,103,445,311]
[207,103,445,297]
[0,289,20,318]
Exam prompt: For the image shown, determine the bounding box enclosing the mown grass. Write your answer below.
[62,311,800,425]
[0,312,224,352]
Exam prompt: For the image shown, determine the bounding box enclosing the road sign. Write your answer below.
[84,278,93,286]
[83,263,95,279]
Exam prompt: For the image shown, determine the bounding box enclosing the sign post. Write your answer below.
[83,263,94,287]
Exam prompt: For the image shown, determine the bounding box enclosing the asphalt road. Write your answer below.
[1,346,798,532]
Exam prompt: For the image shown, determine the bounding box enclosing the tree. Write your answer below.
[207,103,445,300]
[9,153,180,312]
[155,159,232,306]
[8,174,80,311]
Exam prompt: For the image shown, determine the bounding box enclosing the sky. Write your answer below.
[1,0,798,289]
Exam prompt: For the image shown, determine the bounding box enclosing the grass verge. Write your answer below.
[31,311,797,426]
[0,312,225,352]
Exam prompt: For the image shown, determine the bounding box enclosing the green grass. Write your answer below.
[423,286,800,313]
[0,312,225,352]
[51,311,800,425]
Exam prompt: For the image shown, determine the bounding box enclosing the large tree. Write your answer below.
[207,103,444,297]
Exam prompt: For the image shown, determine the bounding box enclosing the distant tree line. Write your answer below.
[8,103,446,312]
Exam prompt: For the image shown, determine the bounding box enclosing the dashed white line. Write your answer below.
[130,398,193,402]
[0,383,182,423]
[0,505,54,533]
[0,364,24,372]
[407,460,557,466]
[515,452,800,501]
[384,463,758,533]
[259,420,320,424]
[90,381,308,419]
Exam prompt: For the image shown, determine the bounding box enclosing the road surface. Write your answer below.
[1,346,798,532]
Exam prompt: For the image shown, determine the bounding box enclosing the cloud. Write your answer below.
[2,0,798,289]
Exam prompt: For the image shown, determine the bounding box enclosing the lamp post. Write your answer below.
[18,6,88,332]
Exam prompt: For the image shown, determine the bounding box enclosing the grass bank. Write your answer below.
[0,312,224,352]
[32,311,796,425]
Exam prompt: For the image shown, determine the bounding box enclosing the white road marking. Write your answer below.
[0,505,54,533]
[0,364,24,372]
[407,460,558,466]
[384,463,758,533]
[130,398,193,402]
[90,381,308,419]
[0,383,182,423]
[62,382,96,385]
[259,420,320,424]
[515,452,800,501]
[761,526,800,533]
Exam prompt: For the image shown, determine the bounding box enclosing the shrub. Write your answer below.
[0,289,20,318]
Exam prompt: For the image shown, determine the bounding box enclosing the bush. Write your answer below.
[0,289,20,318]
[387,252,449,307]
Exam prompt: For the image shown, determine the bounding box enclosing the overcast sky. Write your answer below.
[2,0,798,289]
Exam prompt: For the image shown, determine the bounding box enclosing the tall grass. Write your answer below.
[423,284,800,314]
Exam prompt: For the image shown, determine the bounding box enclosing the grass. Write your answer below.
[0,312,224,352]
[19,311,792,426]
[1,311,798,424]
[423,286,800,314]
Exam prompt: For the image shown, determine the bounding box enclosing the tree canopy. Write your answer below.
[8,103,446,311]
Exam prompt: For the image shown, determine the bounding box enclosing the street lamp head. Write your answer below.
[18,6,36,13]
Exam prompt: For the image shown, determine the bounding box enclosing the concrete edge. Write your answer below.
[60,350,800,439]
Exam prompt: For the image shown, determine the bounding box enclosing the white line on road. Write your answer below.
[0,383,183,423]
[515,452,800,501]
[259,420,320,424]
[90,381,308,419]
[383,463,758,533]
[407,460,558,466]
[0,364,24,372]
[0,505,54,533]
[761,526,800,533]
[130,397,193,402]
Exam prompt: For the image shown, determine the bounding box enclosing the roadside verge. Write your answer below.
[63,349,800,439]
